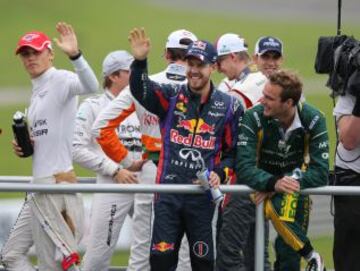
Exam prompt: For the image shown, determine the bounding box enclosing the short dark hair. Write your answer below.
[166,48,188,61]
[166,37,194,61]
[103,70,120,89]
[268,70,302,105]
[259,50,282,60]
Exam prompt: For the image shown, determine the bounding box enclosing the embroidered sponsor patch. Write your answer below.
[152,241,175,252]
[193,241,209,257]
[279,193,299,222]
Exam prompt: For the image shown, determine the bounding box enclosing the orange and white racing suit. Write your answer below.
[92,63,190,271]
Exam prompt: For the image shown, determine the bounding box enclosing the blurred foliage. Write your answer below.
[0,0,359,86]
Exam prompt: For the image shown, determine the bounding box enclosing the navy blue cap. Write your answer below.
[254,36,283,56]
[185,40,217,64]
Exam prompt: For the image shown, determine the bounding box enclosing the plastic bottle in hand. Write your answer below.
[196,168,224,204]
[12,111,33,157]
[291,168,303,181]
[279,168,302,222]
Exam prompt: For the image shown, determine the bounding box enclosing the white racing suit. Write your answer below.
[1,178,84,271]
[217,77,237,93]
[0,198,35,271]
[72,91,142,271]
[29,176,84,271]
[92,63,191,271]
[0,55,99,271]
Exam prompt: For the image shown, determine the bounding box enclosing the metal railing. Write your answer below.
[0,176,356,271]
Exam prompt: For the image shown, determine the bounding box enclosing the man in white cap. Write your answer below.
[92,29,198,271]
[72,50,145,271]
[1,22,99,271]
[216,33,267,108]
[215,33,271,271]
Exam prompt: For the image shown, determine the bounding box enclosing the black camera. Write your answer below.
[315,35,360,97]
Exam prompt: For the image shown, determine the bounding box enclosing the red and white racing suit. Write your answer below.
[92,63,190,271]
[0,56,99,271]
[72,90,142,271]
[217,77,237,93]
[229,71,267,109]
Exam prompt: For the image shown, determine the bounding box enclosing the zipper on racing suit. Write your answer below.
[189,97,205,147]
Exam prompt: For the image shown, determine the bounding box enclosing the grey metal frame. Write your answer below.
[0,176,355,270]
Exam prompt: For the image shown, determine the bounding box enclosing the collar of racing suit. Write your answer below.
[186,81,216,105]
[165,63,187,81]
[104,89,116,101]
[31,67,56,93]
[236,66,251,83]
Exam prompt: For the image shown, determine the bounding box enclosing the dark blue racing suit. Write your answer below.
[130,59,243,271]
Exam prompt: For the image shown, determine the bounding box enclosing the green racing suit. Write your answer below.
[236,102,329,270]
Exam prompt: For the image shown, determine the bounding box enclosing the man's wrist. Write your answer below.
[69,50,82,61]
[112,165,124,179]
[213,168,226,183]
[132,59,147,69]
[266,175,283,192]
[112,167,120,179]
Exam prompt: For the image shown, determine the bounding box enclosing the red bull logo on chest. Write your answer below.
[174,118,216,149]
[170,129,216,149]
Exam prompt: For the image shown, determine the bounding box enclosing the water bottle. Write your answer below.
[291,168,303,181]
[12,111,33,157]
[196,168,224,204]
[279,168,302,222]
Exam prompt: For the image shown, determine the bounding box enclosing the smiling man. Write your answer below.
[236,69,328,271]
[128,28,243,271]
[91,29,197,271]
[253,36,284,78]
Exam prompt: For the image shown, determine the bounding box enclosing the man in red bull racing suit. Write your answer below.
[128,28,244,271]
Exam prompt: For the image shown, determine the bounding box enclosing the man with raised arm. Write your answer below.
[92,29,198,271]
[1,22,99,271]
[127,27,243,271]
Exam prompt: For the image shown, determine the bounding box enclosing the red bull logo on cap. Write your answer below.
[152,241,175,252]
[193,40,207,50]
